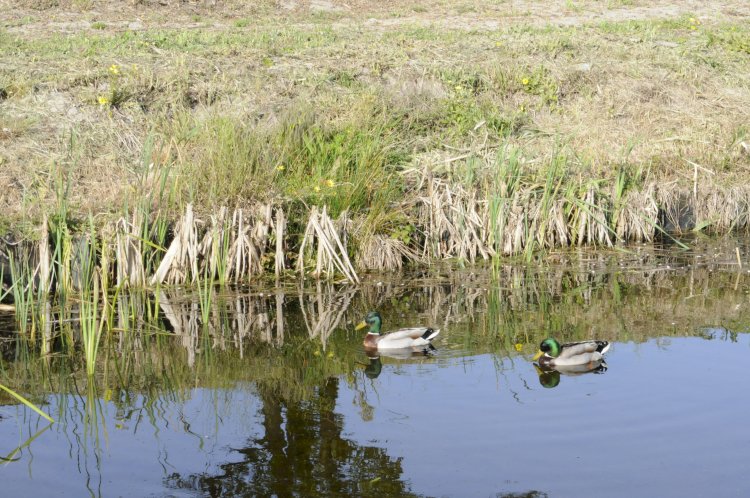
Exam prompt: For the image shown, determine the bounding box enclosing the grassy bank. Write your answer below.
[1,0,749,279]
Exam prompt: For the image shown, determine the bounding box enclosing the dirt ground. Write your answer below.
[3,0,749,32]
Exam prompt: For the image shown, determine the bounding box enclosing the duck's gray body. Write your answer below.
[364,327,440,350]
[357,311,440,351]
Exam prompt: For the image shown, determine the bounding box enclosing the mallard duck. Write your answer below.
[532,338,610,368]
[355,311,440,350]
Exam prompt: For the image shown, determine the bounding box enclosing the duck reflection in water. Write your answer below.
[362,346,437,379]
[534,361,608,388]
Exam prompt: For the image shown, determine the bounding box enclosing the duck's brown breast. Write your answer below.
[363,334,380,348]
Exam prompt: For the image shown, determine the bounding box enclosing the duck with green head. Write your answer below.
[532,338,610,368]
[355,311,440,350]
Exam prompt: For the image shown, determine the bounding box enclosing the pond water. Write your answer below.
[2,239,750,497]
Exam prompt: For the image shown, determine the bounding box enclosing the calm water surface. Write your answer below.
[1,240,750,497]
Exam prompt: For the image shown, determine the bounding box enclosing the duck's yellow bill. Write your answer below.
[532,350,543,361]
[355,321,367,330]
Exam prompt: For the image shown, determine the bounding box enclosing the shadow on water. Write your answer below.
[0,238,750,496]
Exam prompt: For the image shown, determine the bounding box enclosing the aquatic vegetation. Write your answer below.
[0,383,54,423]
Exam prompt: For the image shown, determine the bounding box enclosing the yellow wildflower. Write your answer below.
[495,41,502,47]
[522,77,530,85]
[455,85,462,91]
[276,164,285,171]
[314,185,321,192]
[689,17,697,24]
[97,95,110,106]
[326,179,335,188]
[108,64,120,75]
[514,343,523,352]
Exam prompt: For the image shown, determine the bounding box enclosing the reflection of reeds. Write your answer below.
[299,281,357,347]
[1,246,749,416]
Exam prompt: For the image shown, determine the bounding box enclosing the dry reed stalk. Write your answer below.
[274,207,286,278]
[357,234,422,271]
[198,206,228,281]
[36,215,51,294]
[547,199,570,247]
[115,214,146,287]
[694,186,750,232]
[572,186,613,246]
[655,185,689,232]
[527,195,570,249]
[418,176,492,262]
[99,224,113,293]
[500,190,527,255]
[225,208,263,282]
[615,185,658,241]
[254,204,273,253]
[298,206,359,283]
[151,204,200,285]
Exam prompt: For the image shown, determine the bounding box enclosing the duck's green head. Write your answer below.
[533,338,561,360]
[356,311,382,334]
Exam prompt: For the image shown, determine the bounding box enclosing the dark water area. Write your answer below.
[1,238,750,497]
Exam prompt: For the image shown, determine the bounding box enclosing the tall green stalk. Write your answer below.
[0,383,54,423]
[80,217,104,377]
[80,273,102,377]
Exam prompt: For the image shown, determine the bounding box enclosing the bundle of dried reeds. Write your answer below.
[614,185,659,241]
[151,204,200,285]
[297,206,359,283]
[418,175,492,262]
[115,214,146,287]
[356,234,422,271]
